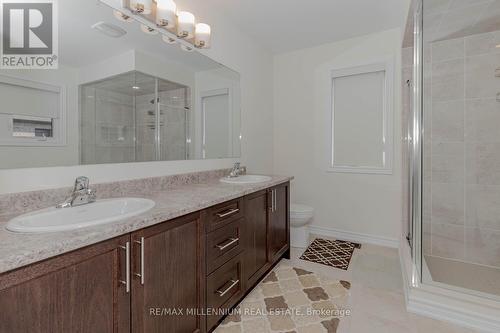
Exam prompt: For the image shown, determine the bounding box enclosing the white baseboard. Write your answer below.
[399,241,500,333]
[308,225,399,248]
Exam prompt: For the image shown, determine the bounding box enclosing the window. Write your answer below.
[0,75,66,146]
[329,61,393,174]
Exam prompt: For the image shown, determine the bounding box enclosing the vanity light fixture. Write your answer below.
[180,44,194,52]
[103,0,211,50]
[132,86,141,90]
[177,11,195,38]
[130,0,152,14]
[162,35,177,44]
[113,10,133,22]
[140,24,158,35]
[195,23,211,48]
[156,0,177,29]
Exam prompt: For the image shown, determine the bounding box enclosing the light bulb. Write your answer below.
[130,0,152,14]
[156,0,177,29]
[177,11,195,39]
[195,23,211,48]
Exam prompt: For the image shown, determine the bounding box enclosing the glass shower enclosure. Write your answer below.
[80,71,190,165]
[406,0,500,300]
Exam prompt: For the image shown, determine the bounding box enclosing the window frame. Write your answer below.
[328,60,394,175]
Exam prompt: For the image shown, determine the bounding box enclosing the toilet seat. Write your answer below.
[290,204,314,248]
[291,204,314,219]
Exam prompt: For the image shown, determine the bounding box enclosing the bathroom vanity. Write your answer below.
[0,176,290,333]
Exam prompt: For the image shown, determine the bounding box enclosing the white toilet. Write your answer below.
[290,204,314,248]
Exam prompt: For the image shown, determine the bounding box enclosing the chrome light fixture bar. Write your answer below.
[99,0,211,50]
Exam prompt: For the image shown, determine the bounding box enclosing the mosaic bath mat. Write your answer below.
[299,238,361,270]
[215,261,351,333]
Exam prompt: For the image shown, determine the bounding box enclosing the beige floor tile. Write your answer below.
[267,314,295,331]
[296,323,326,333]
[241,317,271,333]
[283,290,311,307]
[279,277,303,292]
[299,275,321,288]
[261,283,282,297]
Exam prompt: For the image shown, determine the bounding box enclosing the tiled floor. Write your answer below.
[217,241,480,333]
[289,243,480,333]
[424,255,500,297]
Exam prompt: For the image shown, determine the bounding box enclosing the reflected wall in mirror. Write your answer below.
[0,0,241,170]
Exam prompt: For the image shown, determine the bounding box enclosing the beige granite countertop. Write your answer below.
[0,175,292,274]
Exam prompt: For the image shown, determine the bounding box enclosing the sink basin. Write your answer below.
[220,175,272,184]
[6,198,155,234]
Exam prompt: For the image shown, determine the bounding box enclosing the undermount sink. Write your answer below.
[6,198,155,234]
[220,175,272,184]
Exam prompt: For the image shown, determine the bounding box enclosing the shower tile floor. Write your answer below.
[424,255,500,297]
[217,240,480,333]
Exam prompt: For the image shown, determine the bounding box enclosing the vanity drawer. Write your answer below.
[206,255,243,329]
[206,197,244,232]
[207,219,243,274]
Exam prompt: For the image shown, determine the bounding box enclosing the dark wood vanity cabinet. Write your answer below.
[268,183,290,263]
[0,182,290,333]
[0,235,131,333]
[131,212,205,333]
[242,190,271,289]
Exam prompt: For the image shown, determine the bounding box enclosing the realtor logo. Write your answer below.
[1,0,58,69]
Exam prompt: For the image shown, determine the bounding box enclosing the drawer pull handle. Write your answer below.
[216,237,239,251]
[119,242,131,293]
[134,237,145,285]
[216,279,240,297]
[216,208,239,218]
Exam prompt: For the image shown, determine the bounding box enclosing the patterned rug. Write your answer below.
[215,261,351,333]
[299,238,361,270]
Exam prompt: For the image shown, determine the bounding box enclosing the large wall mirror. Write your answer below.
[0,0,241,169]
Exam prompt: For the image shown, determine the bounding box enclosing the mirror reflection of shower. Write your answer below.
[80,71,190,165]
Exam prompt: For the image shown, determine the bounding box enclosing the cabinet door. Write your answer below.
[243,190,269,288]
[131,212,205,333]
[0,235,131,333]
[268,183,290,262]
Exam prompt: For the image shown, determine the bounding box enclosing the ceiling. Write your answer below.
[83,71,187,96]
[175,0,411,54]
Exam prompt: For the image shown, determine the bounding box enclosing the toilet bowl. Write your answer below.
[290,204,314,248]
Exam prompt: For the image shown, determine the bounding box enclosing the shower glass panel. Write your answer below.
[418,0,500,299]
[80,71,189,165]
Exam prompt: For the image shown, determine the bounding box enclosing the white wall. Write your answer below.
[273,29,403,241]
[0,4,274,194]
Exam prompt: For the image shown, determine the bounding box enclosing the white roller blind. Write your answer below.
[330,61,393,174]
[0,82,60,118]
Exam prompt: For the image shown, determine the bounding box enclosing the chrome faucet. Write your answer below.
[228,162,242,178]
[57,176,96,208]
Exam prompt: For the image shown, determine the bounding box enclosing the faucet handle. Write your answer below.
[74,176,90,191]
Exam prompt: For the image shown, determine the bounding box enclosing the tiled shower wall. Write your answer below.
[422,31,500,268]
